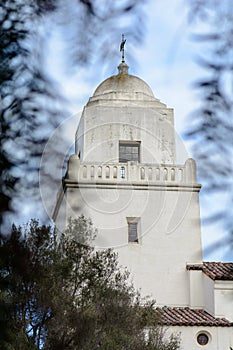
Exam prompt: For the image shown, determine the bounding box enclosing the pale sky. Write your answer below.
[41,0,232,261]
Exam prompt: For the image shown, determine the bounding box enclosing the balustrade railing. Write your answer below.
[73,161,195,183]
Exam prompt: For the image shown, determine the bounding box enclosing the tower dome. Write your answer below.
[90,62,155,102]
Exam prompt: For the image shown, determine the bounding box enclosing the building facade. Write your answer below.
[53,59,233,349]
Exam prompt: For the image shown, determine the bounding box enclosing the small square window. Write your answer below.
[119,141,140,163]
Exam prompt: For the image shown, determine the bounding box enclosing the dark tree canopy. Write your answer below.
[0,216,180,349]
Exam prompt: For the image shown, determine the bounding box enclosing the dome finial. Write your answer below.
[118,34,129,74]
[120,34,126,63]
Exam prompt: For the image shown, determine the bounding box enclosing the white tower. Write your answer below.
[53,40,233,347]
[53,58,203,307]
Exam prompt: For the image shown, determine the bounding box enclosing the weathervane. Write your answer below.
[120,34,126,63]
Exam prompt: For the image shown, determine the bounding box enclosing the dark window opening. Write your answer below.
[120,166,125,179]
[197,333,209,346]
[119,141,140,163]
[128,222,138,243]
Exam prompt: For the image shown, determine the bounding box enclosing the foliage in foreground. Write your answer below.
[186,0,233,255]
[0,0,145,225]
[0,216,180,350]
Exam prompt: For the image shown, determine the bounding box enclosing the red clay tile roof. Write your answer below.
[186,262,233,281]
[157,307,233,327]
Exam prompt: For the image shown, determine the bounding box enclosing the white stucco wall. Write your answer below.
[187,269,216,315]
[62,180,202,305]
[188,270,205,308]
[204,274,215,315]
[76,102,176,165]
[167,325,233,350]
[214,281,233,321]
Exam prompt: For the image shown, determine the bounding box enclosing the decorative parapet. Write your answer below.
[66,155,197,185]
